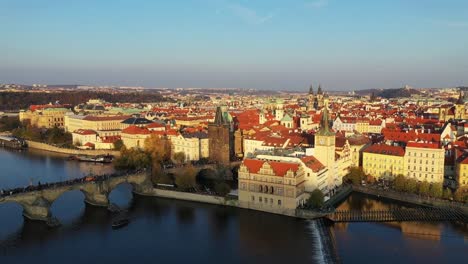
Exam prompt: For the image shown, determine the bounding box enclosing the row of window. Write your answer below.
[252,195,282,206]
[407,152,441,158]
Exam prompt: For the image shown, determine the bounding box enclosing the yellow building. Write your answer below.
[238,159,308,215]
[64,114,130,136]
[363,144,405,180]
[20,107,71,128]
[169,132,209,161]
[121,125,152,149]
[404,142,445,183]
[355,119,369,134]
[455,156,468,187]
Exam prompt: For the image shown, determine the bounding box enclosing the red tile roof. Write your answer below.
[301,156,325,172]
[363,144,405,156]
[242,159,299,177]
[83,115,131,121]
[121,125,151,135]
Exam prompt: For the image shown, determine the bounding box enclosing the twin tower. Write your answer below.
[307,84,326,111]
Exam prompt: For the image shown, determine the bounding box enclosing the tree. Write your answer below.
[173,152,186,164]
[393,175,406,191]
[418,181,430,196]
[114,147,151,171]
[344,167,365,185]
[113,139,124,151]
[404,179,418,193]
[214,182,231,197]
[144,134,171,162]
[442,188,452,200]
[429,183,443,198]
[454,187,468,203]
[306,189,324,209]
[175,164,197,191]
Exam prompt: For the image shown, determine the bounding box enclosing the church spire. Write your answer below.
[456,90,465,105]
[317,102,334,136]
[309,85,314,95]
[214,106,225,125]
[317,84,323,95]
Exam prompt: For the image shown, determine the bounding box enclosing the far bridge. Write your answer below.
[326,208,468,223]
[0,171,153,224]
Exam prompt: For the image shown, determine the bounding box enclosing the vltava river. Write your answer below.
[0,148,466,263]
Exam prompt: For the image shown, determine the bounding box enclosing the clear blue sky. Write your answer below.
[1,0,467,90]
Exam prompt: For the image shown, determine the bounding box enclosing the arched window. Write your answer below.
[259,185,262,192]
[270,186,274,194]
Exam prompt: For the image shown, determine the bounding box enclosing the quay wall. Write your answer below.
[27,140,121,157]
[352,185,468,214]
[146,188,238,207]
[145,188,326,219]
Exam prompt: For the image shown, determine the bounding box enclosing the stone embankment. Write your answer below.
[27,140,120,157]
[148,188,238,207]
[147,188,327,219]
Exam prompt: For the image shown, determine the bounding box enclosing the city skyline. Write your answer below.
[1,0,468,90]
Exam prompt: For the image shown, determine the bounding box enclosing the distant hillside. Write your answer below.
[356,87,421,98]
[378,87,421,98]
[354,89,383,96]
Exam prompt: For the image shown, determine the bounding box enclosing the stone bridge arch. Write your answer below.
[0,172,153,224]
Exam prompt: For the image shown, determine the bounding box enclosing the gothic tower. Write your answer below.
[316,84,324,108]
[314,103,335,175]
[307,85,315,111]
[208,106,234,165]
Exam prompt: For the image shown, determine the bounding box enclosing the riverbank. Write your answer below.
[26,140,120,157]
[143,187,328,220]
[352,185,468,214]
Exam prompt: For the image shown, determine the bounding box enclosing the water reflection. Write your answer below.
[0,148,114,188]
[332,192,468,263]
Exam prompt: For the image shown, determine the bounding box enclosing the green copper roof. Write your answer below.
[316,106,335,136]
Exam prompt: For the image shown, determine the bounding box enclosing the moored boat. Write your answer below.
[112,218,129,229]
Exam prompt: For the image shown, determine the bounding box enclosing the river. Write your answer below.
[0,148,467,263]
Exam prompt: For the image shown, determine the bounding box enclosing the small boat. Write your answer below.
[112,218,129,229]
[70,154,114,163]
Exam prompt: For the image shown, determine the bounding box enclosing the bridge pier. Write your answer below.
[84,192,109,207]
[21,197,51,222]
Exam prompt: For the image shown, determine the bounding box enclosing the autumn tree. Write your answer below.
[173,152,186,164]
[114,147,151,171]
[393,175,406,191]
[429,183,443,198]
[442,188,452,200]
[144,134,171,162]
[344,167,365,185]
[418,181,430,196]
[175,164,197,191]
[404,179,418,193]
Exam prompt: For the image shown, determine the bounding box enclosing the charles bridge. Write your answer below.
[0,171,153,223]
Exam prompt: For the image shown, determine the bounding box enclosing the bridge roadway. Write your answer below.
[0,171,153,223]
[326,208,468,223]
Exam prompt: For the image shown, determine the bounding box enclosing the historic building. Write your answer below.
[238,158,308,214]
[169,132,209,161]
[362,144,405,180]
[404,141,445,183]
[208,106,234,165]
[20,106,71,128]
